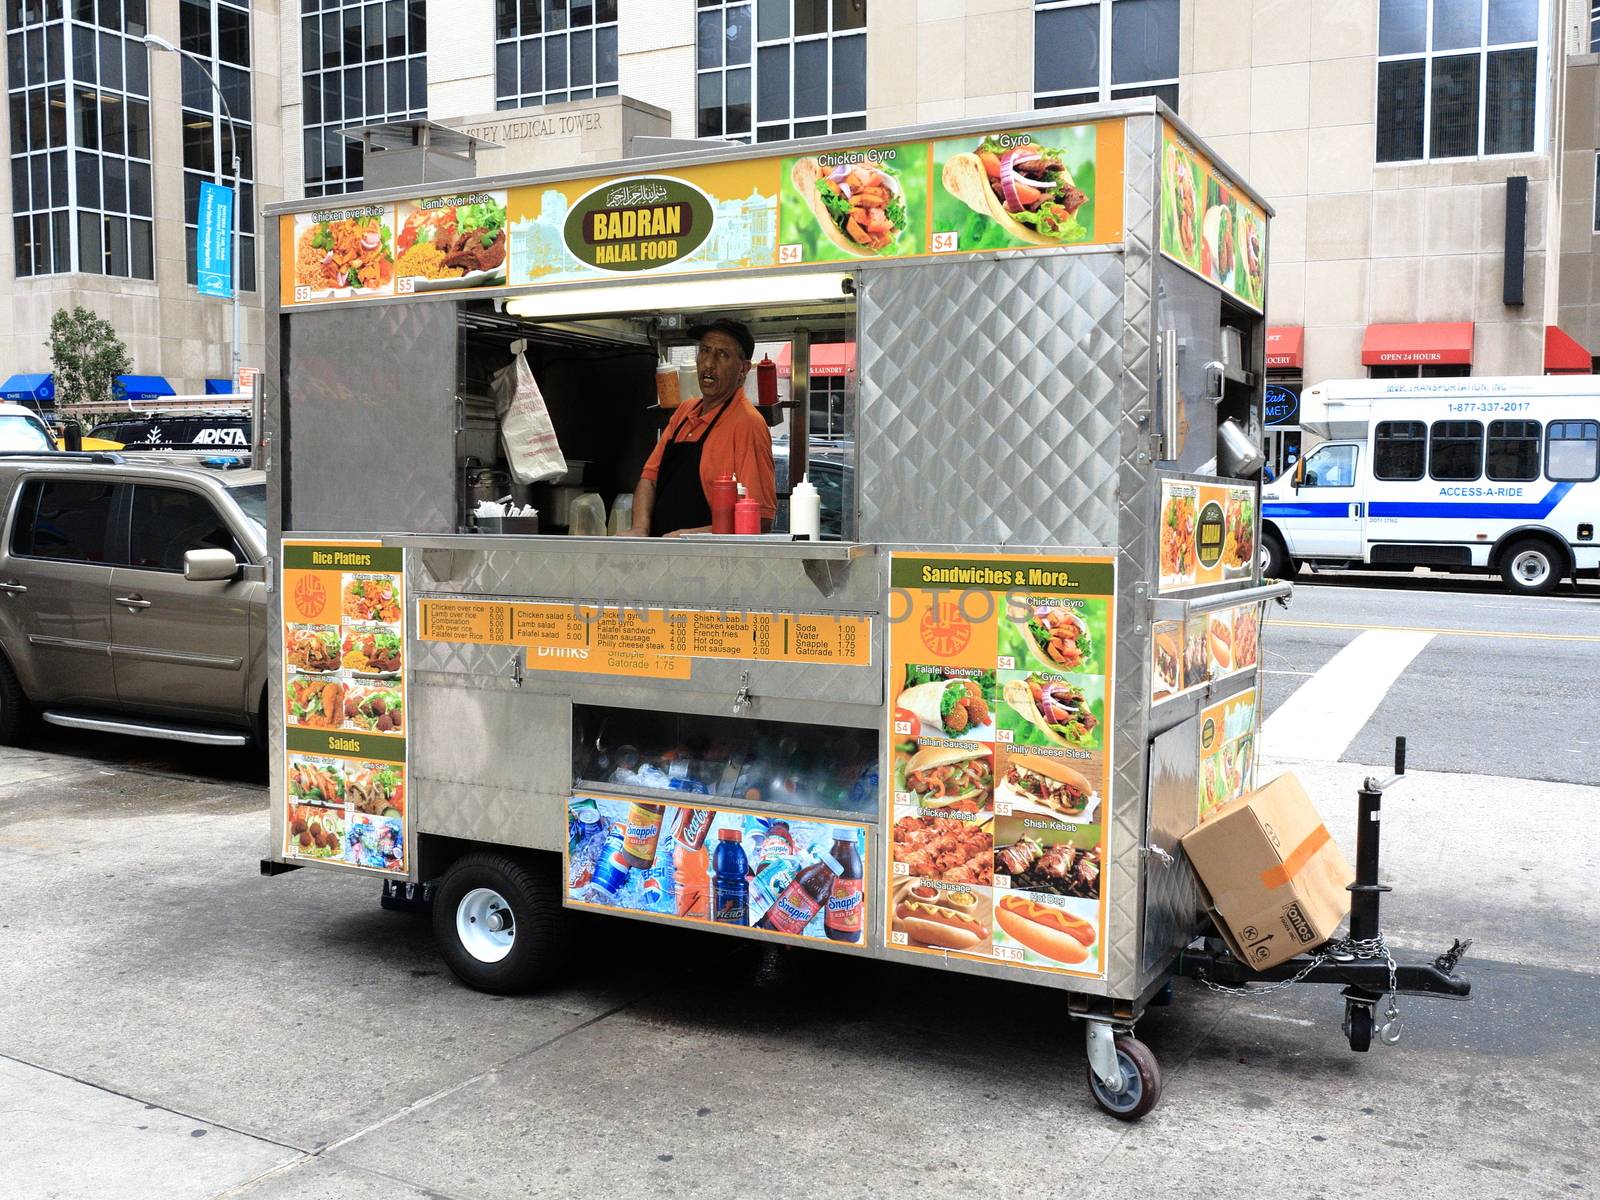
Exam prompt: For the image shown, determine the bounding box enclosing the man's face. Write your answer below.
[696,330,750,407]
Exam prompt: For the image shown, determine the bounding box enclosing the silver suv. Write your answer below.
[0,453,269,747]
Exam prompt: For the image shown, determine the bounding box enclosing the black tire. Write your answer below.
[1262,530,1293,581]
[432,850,570,994]
[1087,1036,1163,1121]
[1499,537,1562,596]
[1345,1002,1374,1053]
[0,652,29,745]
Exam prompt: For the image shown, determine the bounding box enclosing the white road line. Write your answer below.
[1260,629,1435,762]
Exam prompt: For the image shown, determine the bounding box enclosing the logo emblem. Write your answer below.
[918,600,971,657]
[293,574,327,620]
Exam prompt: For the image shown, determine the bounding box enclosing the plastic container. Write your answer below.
[607,492,634,535]
[790,475,821,540]
[655,361,681,410]
[733,481,761,535]
[677,361,702,404]
[567,492,607,536]
[756,354,779,406]
[710,474,737,534]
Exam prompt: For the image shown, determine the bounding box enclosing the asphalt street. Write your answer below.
[1,572,1596,1200]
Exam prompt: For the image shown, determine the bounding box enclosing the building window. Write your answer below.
[1592,3,1599,53]
[494,0,618,111]
[180,0,254,292]
[1034,0,1179,111]
[1368,363,1472,378]
[6,0,153,278]
[1375,0,1541,163]
[299,0,427,197]
[697,0,867,143]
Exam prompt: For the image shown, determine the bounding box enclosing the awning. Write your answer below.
[1543,325,1592,374]
[1361,322,1473,366]
[1265,327,1303,370]
[0,373,54,402]
[113,374,175,401]
[205,377,234,394]
[771,342,856,377]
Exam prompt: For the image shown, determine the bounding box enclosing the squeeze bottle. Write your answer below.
[710,473,737,534]
[733,481,761,535]
[790,475,821,540]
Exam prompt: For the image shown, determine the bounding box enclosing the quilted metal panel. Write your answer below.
[1108,115,1161,999]
[1142,716,1205,974]
[285,303,458,534]
[856,254,1125,547]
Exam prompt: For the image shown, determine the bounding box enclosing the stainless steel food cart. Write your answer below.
[261,102,1294,1119]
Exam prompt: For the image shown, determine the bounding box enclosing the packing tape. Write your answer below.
[1259,824,1331,891]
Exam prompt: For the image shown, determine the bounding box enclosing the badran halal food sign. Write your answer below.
[563,175,714,272]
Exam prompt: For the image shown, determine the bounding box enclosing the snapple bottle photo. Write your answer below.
[824,827,865,943]
[759,849,842,936]
[620,802,666,869]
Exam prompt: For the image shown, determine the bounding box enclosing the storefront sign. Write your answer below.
[417,598,871,669]
[1198,687,1258,822]
[280,541,409,877]
[566,794,869,946]
[278,116,1128,307]
[1159,122,1266,313]
[1264,384,1299,427]
[1151,601,1262,704]
[884,552,1115,980]
[1158,479,1257,594]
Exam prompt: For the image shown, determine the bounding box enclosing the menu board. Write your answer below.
[417,598,870,674]
[1160,120,1266,312]
[566,795,869,946]
[1158,478,1257,594]
[279,117,1127,307]
[885,553,1114,980]
[281,541,409,876]
[1151,599,1263,704]
[1198,686,1258,822]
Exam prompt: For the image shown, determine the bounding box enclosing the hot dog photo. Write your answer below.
[890,878,992,954]
[992,893,1099,969]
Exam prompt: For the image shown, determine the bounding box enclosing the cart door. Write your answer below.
[1279,442,1364,559]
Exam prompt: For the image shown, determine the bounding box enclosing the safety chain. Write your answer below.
[1193,934,1403,1044]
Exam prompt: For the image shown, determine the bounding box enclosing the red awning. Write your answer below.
[771,342,856,377]
[1265,326,1303,369]
[1544,325,1592,374]
[1361,322,1474,366]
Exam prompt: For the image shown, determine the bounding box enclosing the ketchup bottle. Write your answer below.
[710,473,737,534]
[733,482,761,535]
[755,354,778,407]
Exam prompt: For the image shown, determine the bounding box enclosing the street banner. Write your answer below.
[197,182,235,298]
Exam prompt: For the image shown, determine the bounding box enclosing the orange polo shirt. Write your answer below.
[640,389,777,519]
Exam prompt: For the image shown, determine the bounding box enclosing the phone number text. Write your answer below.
[1445,401,1532,414]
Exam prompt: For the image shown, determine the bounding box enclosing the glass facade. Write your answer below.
[299,0,426,197]
[1033,0,1179,111]
[494,0,618,111]
[696,0,867,143]
[1376,0,1540,162]
[6,0,154,278]
[181,0,254,290]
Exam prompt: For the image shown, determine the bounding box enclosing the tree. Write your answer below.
[48,306,131,410]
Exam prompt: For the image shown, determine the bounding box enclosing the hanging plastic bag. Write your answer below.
[495,351,567,484]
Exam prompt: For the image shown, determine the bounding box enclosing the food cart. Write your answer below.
[260,102,1354,1119]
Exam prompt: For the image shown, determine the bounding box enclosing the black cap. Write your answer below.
[687,317,754,360]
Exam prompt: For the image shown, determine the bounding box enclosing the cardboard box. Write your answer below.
[1181,772,1354,970]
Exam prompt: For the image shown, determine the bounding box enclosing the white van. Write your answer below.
[1261,377,1600,595]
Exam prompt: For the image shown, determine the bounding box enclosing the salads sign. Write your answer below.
[1158,478,1257,594]
[279,117,1128,305]
[885,552,1115,981]
[1159,122,1266,312]
[279,540,410,878]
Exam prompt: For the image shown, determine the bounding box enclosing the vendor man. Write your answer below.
[629,318,777,537]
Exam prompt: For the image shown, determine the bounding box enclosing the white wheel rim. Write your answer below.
[456,886,515,963]
[1511,550,1550,587]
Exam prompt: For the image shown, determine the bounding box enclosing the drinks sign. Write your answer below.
[563,175,715,272]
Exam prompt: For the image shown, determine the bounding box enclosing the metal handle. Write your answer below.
[0,582,26,594]
[115,595,152,609]
[1159,329,1181,459]
[1203,360,1226,404]
[1152,578,1293,622]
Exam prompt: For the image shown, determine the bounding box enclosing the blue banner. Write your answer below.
[197,182,234,298]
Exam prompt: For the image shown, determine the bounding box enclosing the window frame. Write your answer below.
[1485,417,1541,482]
[1374,0,1547,165]
[1374,419,1429,481]
[8,476,119,565]
[494,0,620,112]
[1545,419,1600,483]
[1033,0,1180,112]
[1427,418,1485,481]
[125,481,241,573]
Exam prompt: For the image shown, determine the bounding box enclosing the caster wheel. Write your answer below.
[1087,1036,1162,1121]
[1344,1002,1374,1053]
[433,852,571,994]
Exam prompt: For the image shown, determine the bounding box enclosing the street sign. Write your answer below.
[197,182,235,298]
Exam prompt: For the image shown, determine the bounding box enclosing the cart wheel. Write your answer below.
[1344,1001,1374,1053]
[432,851,570,994]
[1086,1036,1162,1121]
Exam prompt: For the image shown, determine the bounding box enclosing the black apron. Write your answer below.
[650,399,734,536]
